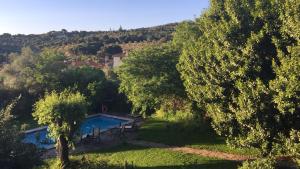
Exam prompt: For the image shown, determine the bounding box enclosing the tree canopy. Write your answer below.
[33,90,87,168]
[0,48,66,94]
[0,48,111,117]
[175,0,300,156]
[0,97,41,169]
[117,44,185,116]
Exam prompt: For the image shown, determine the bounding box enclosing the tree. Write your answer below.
[31,49,67,93]
[0,48,67,94]
[116,44,185,116]
[33,90,87,168]
[0,47,36,90]
[0,97,41,169]
[61,66,106,113]
[0,48,68,118]
[176,0,300,156]
[118,25,124,32]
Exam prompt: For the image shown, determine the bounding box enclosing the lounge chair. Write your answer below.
[81,128,101,144]
[121,121,138,132]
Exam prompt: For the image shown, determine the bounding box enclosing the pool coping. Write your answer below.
[23,113,134,149]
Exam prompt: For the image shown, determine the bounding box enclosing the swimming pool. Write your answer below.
[23,114,131,149]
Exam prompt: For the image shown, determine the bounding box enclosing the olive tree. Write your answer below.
[33,90,87,168]
[176,0,300,156]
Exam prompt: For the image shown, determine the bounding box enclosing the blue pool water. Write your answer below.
[23,115,129,149]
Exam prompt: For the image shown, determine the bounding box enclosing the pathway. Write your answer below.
[127,140,254,161]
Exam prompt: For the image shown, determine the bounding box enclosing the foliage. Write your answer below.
[0,23,177,63]
[70,42,103,55]
[61,66,106,113]
[272,129,300,167]
[0,47,37,90]
[0,48,68,119]
[117,44,185,116]
[0,48,67,94]
[33,90,87,168]
[33,89,87,143]
[37,158,121,169]
[176,0,300,156]
[154,97,199,126]
[239,158,276,169]
[0,48,111,117]
[33,49,67,92]
[0,98,41,169]
[172,21,201,49]
[99,44,123,56]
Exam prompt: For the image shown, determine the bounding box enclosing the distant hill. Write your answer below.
[0,23,178,63]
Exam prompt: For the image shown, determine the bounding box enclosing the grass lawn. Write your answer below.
[137,118,260,157]
[36,144,240,169]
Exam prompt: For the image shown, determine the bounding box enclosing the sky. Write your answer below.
[0,0,209,35]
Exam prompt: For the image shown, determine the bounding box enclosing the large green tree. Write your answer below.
[176,0,300,156]
[0,97,41,169]
[0,48,110,117]
[0,48,68,118]
[33,90,87,169]
[117,44,185,116]
[61,66,107,113]
[0,48,66,94]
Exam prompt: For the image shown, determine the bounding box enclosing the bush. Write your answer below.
[13,143,42,169]
[239,158,276,169]
[38,158,121,169]
[154,97,201,127]
[0,99,42,169]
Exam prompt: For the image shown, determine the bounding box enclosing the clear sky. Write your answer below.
[0,0,209,35]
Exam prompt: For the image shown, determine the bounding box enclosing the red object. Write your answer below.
[102,104,108,113]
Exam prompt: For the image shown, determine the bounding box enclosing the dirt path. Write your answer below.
[127,140,253,161]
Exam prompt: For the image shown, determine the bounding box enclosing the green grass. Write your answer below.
[36,144,240,169]
[137,118,260,157]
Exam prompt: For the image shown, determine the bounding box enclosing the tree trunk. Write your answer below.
[57,135,69,169]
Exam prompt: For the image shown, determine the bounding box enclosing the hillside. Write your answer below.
[0,23,177,64]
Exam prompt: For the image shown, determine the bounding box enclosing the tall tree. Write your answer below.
[116,44,185,116]
[33,90,87,169]
[176,0,300,156]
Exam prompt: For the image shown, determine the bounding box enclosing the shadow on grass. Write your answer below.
[137,119,225,147]
[38,144,240,169]
[136,119,261,156]
[75,143,149,155]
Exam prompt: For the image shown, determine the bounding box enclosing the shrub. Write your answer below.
[155,96,201,127]
[239,158,276,169]
[0,98,42,169]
